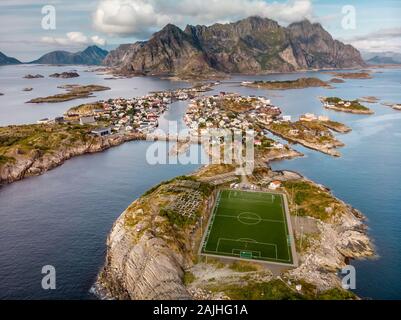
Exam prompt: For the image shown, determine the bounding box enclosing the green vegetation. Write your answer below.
[183,272,196,285]
[160,208,197,227]
[0,154,14,166]
[269,120,339,148]
[174,176,214,196]
[322,120,352,133]
[333,72,372,79]
[27,85,110,103]
[283,180,342,221]
[250,77,329,90]
[66,102,104,116]
[317,288,357,300]
[229,261,260,272]
[324,97,371,112]
[202,190,293,264]
[0,124,92,156]
[219,97,260,113]
[211,279,303,300]
[207,279,356,300]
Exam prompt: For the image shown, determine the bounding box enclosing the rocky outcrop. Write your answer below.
[97,208,191,300]
[104,16,366,77]
[31,46,108,66]
[0,134,143,186]
[288,199,374,290]
[49,72,80,78]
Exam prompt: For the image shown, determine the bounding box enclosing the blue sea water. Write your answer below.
[0,65,400,299]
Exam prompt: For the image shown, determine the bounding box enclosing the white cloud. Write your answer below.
[91,35,107,46]
[347,28,401,53]
[93,0,313,37]
[41,32,107,47]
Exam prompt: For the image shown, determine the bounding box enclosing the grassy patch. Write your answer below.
[283,180,342,221]
[251,78,329,90]
[0,124,97,157]
[0,154,15,166]
[183,272,196,285]
[212,279,304,300]
[324,97,371,112]
[229,261,260,273]
[208,279,357,300]
[160,208,197,228]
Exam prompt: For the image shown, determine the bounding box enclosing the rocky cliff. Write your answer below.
[104,16,366,77]
[31,46,108,65]
[96,207,192,300]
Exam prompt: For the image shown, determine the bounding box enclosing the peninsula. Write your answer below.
[96,162,373,300]
[267,118,348,157]
[321,97,374,114]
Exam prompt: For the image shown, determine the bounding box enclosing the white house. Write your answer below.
[269,180,282,190]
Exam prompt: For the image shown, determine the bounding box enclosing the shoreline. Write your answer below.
[320,97,375,115]
[0,132,145,187]
[324,105,375,115]
[266,127,343,157]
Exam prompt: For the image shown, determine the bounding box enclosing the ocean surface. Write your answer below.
[0,65,400,299]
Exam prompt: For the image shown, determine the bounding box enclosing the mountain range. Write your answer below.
[0,51,21,65]
[31,45,108,65]
[103,16,366,78]
[363,51,401,65]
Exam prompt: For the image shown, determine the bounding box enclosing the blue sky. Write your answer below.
[0,0,400,61]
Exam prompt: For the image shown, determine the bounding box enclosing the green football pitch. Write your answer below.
[201,189,294,264]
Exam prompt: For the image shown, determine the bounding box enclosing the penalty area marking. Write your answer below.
[216,237,278,260]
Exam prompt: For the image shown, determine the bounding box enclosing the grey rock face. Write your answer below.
[103,17,366,76]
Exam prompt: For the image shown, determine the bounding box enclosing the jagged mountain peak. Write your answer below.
[103,16,366,76]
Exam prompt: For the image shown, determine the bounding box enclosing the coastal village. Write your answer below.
[37,83,216,136]
[35,86,348,158]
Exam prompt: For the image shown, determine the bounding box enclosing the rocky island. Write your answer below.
[95,161,373,300]
[49,71,80,79]
[359,96,380,104]
[331,72,372,79]
[329,78,345,84]
[321,97,374,115]
[23,74,44,79]
[382,102,401,111]
[27,84,110,103]
[242,77,331,90]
